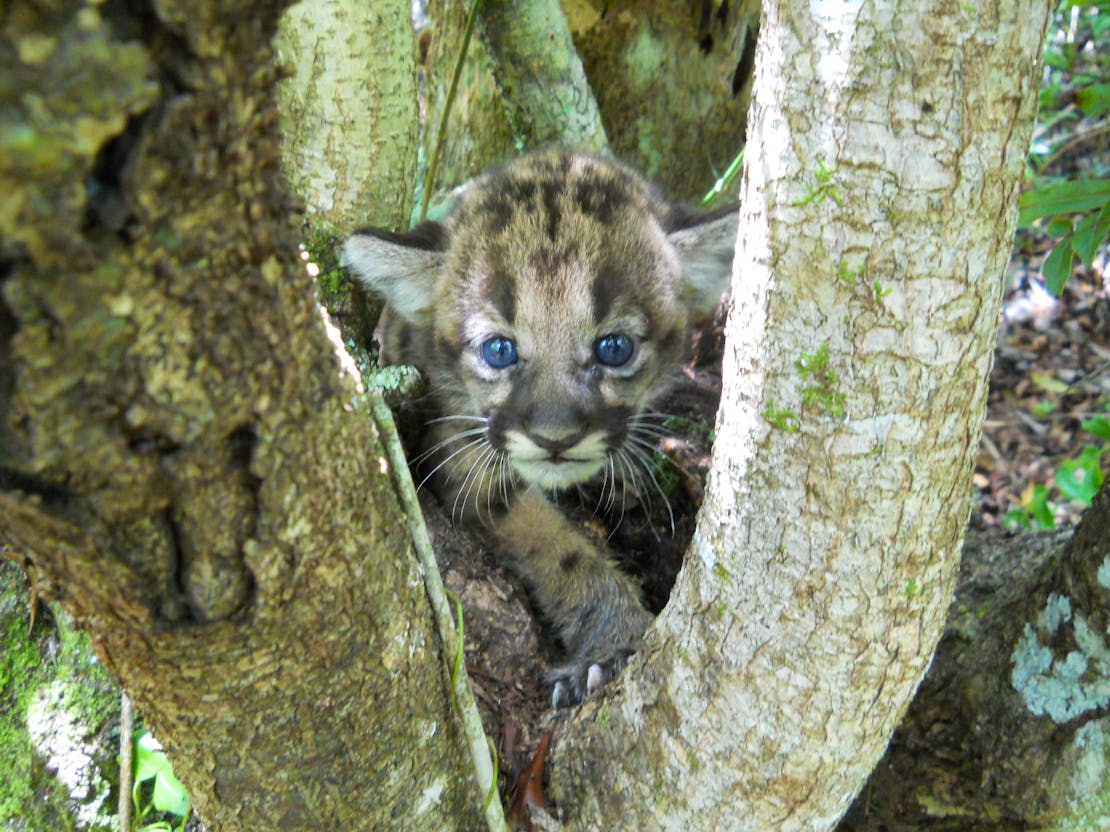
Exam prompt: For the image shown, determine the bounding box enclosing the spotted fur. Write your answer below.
[344,152,737,705]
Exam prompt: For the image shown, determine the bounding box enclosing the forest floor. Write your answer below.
[977,245,1110,529]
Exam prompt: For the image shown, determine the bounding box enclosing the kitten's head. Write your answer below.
[344,152,737,490]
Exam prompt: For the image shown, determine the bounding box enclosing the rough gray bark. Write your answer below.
[0,3,482,830]
[550,2,1052,829]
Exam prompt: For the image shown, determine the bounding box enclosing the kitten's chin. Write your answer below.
[512,457,605,490]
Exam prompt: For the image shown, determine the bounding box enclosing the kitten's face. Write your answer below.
[344,152,738,490]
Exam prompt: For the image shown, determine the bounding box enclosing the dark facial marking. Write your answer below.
[560,551,582,571]
[436,335,462,364]
[598,404,635,446]
[573,177,628,226]
[529,246,565,280]
[485,258,517,323]
[590,261,630,324]
[483,194,515,235]
[540,179,562,241]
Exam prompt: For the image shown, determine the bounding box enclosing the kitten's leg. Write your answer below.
[493,489,654,706]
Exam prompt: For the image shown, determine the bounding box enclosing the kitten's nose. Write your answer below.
[529,431,584,456]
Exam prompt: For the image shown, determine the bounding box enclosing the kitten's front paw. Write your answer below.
[549,649,637,708]
[548,604,653,707]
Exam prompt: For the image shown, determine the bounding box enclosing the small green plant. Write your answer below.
[793,158,843,208]
[871,280,893,305]
[796,343,847,418]
[302,226,352,309]
[763,399,800,433]
[837,259,861,285]
[651,451,683,498]
[1004,403,1110,529]
[1020,1,1110,294]
[131,731,191,832]
[1021,190,1110,294]
[1033,399,1058,418]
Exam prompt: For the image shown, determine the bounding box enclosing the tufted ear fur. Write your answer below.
[665,204,739,316]
[342,221,448,324]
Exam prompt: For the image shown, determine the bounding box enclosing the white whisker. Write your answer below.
[622,442,675,536]
[425,414,490,426]
[626,423,673,441]
[417,435,486,491]
[411,426,488,466]
[453,443,497,523]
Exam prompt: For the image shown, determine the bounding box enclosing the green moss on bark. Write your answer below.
[0,558,120,830]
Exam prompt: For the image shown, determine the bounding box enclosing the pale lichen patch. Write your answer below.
[1012,593,1110,723]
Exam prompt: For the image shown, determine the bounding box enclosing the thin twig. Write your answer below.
[119,693,134,832]
[419,0,485,223]
[369,394,508,832]
[1035,120,1110,175]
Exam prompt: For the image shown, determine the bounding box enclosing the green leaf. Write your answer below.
[1041,237,1075,295]
[133,731,191,818]
[1045,216,1074,237]
[1071,206,1110,267]
[1077,83,1110,117]
[1038,84,1062,111]
[1055,447,1104,506]
[1032,399,1057,417]
[1019,179,1110,228]
[1030,484,1055,529]
[151,769,191,818]
[1081,413,1110,441]
[1004,508,1032,530]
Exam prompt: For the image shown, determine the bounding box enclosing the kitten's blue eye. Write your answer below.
[480,336,518,368]
[594,333,635,367]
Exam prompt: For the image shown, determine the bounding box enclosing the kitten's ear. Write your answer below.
[342,221,448,323]
[665,205,739,315]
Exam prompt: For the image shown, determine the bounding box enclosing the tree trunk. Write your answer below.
[418,0,762,202]
[843,484,1110,831]
[565,0,761,201]
[0,3,483,830]
[551,2,1051,829]
[274,0,419,230]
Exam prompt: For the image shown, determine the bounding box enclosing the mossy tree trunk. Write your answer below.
[0,3,483,830]
[564,0,761,201]
[416,0,760,202]
[550,1,1052,828]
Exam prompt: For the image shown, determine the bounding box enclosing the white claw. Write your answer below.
[552,681,567,708]
[586,663,604,694]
